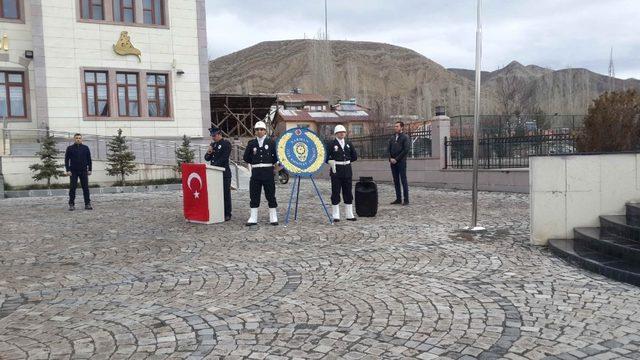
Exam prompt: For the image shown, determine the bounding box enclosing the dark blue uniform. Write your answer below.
[205,138,232,218]
[65,143,92,206]
[326,139,357,205]
[243,137,278,209]
[389,133,410,203]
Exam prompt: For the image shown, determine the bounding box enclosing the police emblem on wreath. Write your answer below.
[277,128,333,225]
[277,128,326,177]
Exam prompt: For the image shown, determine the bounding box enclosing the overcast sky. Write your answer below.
[205,0,639,80]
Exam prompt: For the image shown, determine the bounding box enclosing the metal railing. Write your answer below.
[349,129,432,159]
[0,128,251,166]
[1,128,252,189]
[444,133,577,169]
[450,114,585,139]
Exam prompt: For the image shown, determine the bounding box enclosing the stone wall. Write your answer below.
[530,153,640,245]
[1,155,177,187]
[347,158,528,193]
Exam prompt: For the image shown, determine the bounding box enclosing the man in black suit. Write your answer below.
[326,124,358,222]
[242,121,279,226]
[65,133,92,211]
[389,121,410,205]
[205,127,232,221]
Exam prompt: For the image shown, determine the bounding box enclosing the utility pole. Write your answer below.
[608,47,615,92]
[324,0,328,40]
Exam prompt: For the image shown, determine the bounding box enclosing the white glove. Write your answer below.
[328,160,337,173]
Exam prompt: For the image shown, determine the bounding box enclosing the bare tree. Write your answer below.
[309,33,335,98]
[345,60,359,98]
[369,99,391,135]
[495,74,536,116]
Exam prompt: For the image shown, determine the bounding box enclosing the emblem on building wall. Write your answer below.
[113,31,141,62]
[1,34,9,51]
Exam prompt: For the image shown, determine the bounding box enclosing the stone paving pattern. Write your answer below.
[1,182,640,359]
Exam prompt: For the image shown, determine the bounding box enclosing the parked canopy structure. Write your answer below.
[210,94,277,138]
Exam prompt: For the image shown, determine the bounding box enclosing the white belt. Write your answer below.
[334,161,351,165]
[252,163,274,168]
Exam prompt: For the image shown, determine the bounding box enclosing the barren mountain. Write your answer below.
[210,39,639,117]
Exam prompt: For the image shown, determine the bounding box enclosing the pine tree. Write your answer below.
[29,132,65,188]
[175,135,195,173]
[106,128,137,185]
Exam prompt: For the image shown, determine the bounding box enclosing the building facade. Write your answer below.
[274,93,371,140]
[0,0,210,138]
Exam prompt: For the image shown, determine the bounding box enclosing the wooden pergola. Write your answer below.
[210,94,277,138]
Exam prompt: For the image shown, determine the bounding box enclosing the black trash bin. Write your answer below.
[355,177,378,217]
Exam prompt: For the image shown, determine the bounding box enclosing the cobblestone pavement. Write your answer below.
[1,182,640,360]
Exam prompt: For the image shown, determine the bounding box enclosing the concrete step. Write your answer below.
[574,227,640,264]
[600,215,640,242]
[626,203,640,227]
[549,238,640,286]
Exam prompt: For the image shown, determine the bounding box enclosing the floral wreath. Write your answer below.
[277,131,326,175]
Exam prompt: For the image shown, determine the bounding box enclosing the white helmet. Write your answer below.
[334,124,347,134]
[254,121,267,130]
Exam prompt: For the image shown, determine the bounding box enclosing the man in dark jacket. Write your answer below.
[242,121,279,226]
[204,127,232,221]
[326,124,357,222]
[389,121,410,205]
[65,133,92,211]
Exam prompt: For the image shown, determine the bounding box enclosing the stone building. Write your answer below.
[0,0,210,138]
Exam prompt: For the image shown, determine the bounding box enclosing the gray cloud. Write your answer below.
[206,0,639,79]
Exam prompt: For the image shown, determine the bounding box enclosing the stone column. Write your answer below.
[0,127,5,156]
[0,155,5,199]
[430,106,451,169]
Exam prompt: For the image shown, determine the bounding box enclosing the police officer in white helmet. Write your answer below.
[326,124,358,222]
[242,121,279,226]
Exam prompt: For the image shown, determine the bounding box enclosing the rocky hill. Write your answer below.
[210,39,639,117]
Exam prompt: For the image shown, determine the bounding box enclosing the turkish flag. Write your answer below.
[182,163,210,222]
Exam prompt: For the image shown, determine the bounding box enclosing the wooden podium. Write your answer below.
[181,163,225,224]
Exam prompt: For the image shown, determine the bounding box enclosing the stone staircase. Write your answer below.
[549,203,640,286]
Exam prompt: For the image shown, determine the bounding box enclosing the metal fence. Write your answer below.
[1,128,256,189]
[1,128,213,166]
[349,129,432,159]
[444,133,577,169]
[450,114,585,139]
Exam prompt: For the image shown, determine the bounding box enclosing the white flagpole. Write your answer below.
[324,0,328,40]
[467,0,485,232]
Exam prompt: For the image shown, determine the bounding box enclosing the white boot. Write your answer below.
[246,208,258,226]
[346,204,357,221]
[332,205,341,222]
[269,208,279,226]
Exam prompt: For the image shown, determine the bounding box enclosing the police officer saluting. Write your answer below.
[243,121,279,226]
[326,124,357,222]
[204,127,232,221]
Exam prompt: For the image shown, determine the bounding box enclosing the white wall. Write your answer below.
[530,153,640,245]
[2,155,178,187]
[0,1,37,129]
[39,1,205,138]
[349,159,529,193]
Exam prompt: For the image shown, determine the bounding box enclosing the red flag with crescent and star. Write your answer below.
[181,163,209,222]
